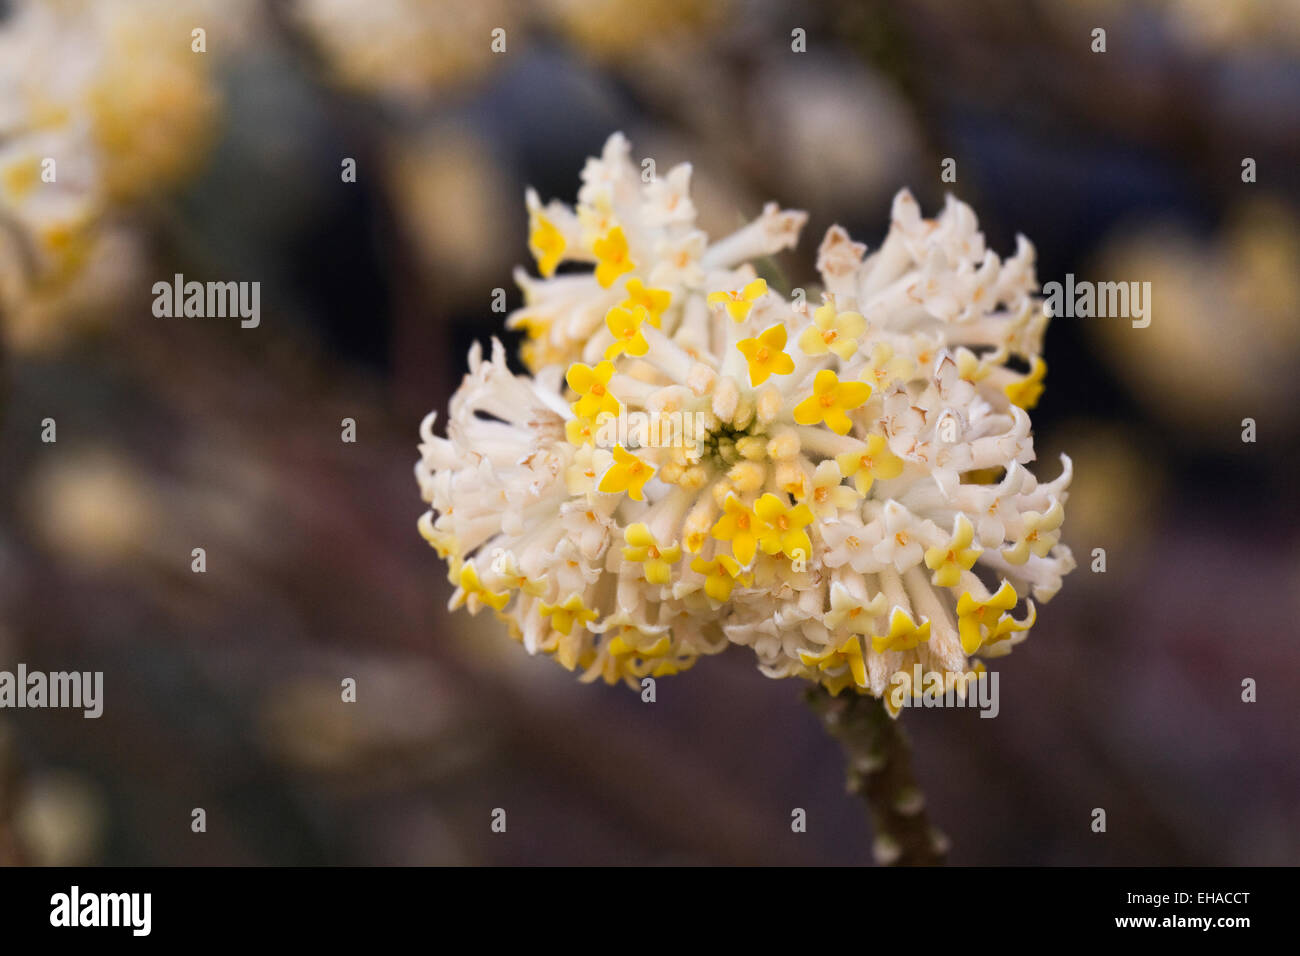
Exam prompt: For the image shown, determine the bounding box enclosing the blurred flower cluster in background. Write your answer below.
[0,0,1296,864]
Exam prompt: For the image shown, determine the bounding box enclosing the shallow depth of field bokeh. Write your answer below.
[0,0,1297,865]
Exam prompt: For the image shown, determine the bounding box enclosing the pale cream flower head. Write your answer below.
[0,0,224,350]
[417,133,1074,711]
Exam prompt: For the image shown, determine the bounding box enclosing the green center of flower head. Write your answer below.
[700,420,766,469]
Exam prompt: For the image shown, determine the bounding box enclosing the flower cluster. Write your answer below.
[0,0,221,349]
[416,133,1074,711]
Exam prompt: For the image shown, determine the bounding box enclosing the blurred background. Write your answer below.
[1,0,1297,865]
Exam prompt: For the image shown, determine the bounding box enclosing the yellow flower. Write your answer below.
[797,303,866,359]
[566,360,621,418]
[1002,498,1064,564]
[565,417,599,447]
[598,446,655,501]
[418,517,459,560]
[513,314,552,341]
[540,630,595,671]
[799,636,868,693]
[737,323,796,386]
[606,628,672,660]
[955,581,1019,654]
[513,315,555,371]
[601,627,678,681]
[806,460,861,517]
[450,562,509,613]
[824,582,886,633]
[706,277,767,322]
[593,225,634,288]
[622,523,682,585]
[983,600,1035,651]
[835,434,904,495]
[870,607,932,654]
[710,494,767,565]
[754,492,814,560]
[1,155,41,201]
[493,552,549,598]
[1005,356,1047,409]
[521,337,563,373]
[529,211,566,277]
[690,553,750,602]
[862,342,915,392]
[540,593,598,635]
[647,654,696,677]
[793,370,873,435]
[923,514,982,587]
[620,277,671,325]
[604,303,653,359]
[955,346,994,382]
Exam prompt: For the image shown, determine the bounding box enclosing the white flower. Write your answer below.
[821,515,881,574]
[825,580,887,635]
[417,134,1075,705]
[806,459,860,520]
[866,500,931,573]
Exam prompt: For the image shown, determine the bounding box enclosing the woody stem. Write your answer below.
[804,685,948,865]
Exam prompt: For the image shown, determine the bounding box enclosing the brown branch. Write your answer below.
[805,685,948,866]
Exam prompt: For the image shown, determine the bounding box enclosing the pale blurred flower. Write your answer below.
[290,0,516,101]
[0,225,145,353]
[0,0,225,350]
[259,662,460,771]
[14,770,106,866]
[749,57,919,214]
[1043,421,1162,564]
[1056,0,1300,53]
[386,129,513,296]
[542,0,725,62]
[1149,0,1300,53]
[1090,199,1300,438]
[417,134,1074,711]
[23,450,154,567]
